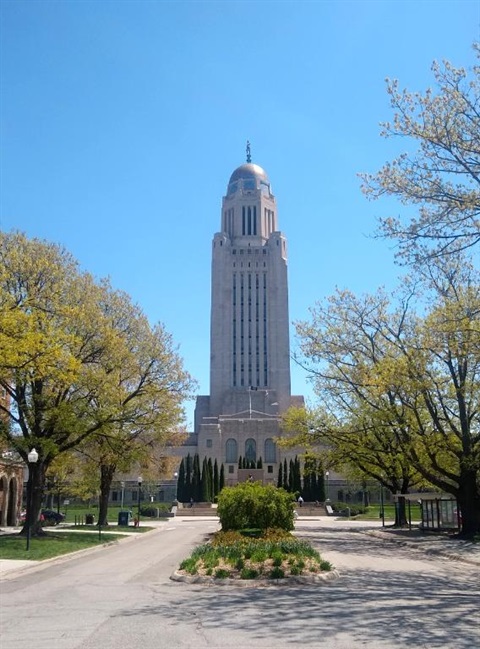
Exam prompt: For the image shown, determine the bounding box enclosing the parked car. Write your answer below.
[41,509,65,526]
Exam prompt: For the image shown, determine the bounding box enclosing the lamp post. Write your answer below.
[26,448,39,551]
[173,472,178,502]
[120,481,125,510]
[137,476,143,526]
[325,470,330,502]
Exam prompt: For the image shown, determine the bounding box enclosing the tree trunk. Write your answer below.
[98,463,116,526]
[394,496,408,527]
[20,460,47,537]
[457,470,480,538]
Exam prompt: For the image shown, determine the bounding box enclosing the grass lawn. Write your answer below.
[0,530,126,561]
[64,524,154,533]
[63,503,172,524]
[352,504,421,521]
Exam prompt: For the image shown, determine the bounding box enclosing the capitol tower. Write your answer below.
[194,144,304,483]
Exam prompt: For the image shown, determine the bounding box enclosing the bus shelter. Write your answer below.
[393,492,460,531]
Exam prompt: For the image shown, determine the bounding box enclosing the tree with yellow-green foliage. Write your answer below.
[291,259,480,536]
[0,231,194,535]
[360,43,480,264]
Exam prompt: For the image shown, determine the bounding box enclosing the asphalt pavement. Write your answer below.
[1,515,479,580]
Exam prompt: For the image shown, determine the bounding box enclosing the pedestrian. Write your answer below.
[298,495,304,507]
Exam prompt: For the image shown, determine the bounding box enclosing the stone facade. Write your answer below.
[0,456,24,527]
[176,152,305,481]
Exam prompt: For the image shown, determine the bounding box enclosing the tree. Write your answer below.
[219,463,225,492]
[177,458,186,503]
[360,43,480,264]
[0,232,194,533]
[277,462,283,489]
[292,263,480,535]
[213,459,219,499]
[191,454,201,502]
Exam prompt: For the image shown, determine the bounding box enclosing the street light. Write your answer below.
[137,476,143,526]
[120,481,125,510]
[325,470,330,502]
[173,472,178,502]
[26,448,39,551]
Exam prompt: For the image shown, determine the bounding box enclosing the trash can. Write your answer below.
[118,511,130,526]
[85,514,95,525]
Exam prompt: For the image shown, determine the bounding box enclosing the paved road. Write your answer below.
[1,517,479,649]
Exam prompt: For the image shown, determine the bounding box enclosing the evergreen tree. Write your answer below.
[213,459,219,498]
[177,458,186,502]
[257,457,263,469]
[192,453,201,502]
[277,463,283,489]
[242,457,247,469]
[283,459,288,491]
[185,453,192,501]
[238,456,242,469]
[207,458,214,502]
[294,456,302,493]
[289,459,294,492]
[201,457,210,502]
[303,456,312,501]
[219,464,225,491]
[316,465,326,502]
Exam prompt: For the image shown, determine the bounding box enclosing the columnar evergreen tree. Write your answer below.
[257,457,263,469]
[277,463,283,489]
[185,453,192,501]
[288,459,294,492]
[201,457,210,502]
[192,453,201,502]
[213,459,219,498]
[207,458,214,502]
[219,463,225,491]
[177,459,186,502]
[238,456,242,469]
[294,456,302,493]
[315,465,326,502]
[283,459,288,490]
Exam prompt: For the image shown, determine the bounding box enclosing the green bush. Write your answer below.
[331,502,366,517]
[139,504,171,517]
[217,482,295,531]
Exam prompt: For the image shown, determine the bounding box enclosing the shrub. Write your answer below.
[269,567,285,579]
[217,482,295,531]
[140,506,158,517]
[240,567,259,579]
[214,568,230,579]
[331,502,366,517]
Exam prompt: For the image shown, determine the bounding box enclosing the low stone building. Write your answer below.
[0,454,24,527]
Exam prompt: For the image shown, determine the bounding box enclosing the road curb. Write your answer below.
[170,568,340,587]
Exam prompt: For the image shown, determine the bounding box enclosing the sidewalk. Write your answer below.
[361,527,480,567]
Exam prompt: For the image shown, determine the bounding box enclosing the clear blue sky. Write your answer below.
[1,0,479,428]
